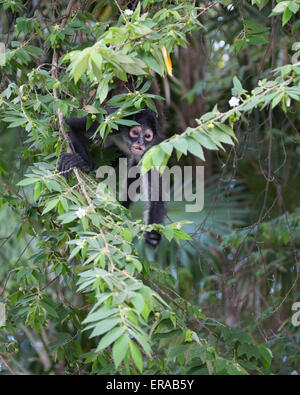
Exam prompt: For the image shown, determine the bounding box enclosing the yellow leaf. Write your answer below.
[161,46,173,77]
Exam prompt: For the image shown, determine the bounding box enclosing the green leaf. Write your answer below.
[40,300,59,318]
[163,225,174,241]
[186,137,205,160]
[160,142,173,156]
[142,55,163,75]
[84,105,99,114]
[132,258,142,273]
[122,228,133,243]
[97,80,109,104]
[209,129,234,146]
[258,345,273,368]
[68,246,81,262]
[42,199,59,214]
[168,344,189,358]
[214,358,227,373]
[129,339,143,373]
[141,151,153,174]
[173,228,192,241]
[215,122,237,140]
[17,177,40,186]
[288,2,299,13]
[60,197,69,212]
[151,146,165,167]
[72,53,89,83]
[171,136,188,155]
[115,119,139,127]
[17,267,29,283]
[89,317,122,338]
[112,332,129,368]
[34,181,42,200]
[282,7,292,26]
[271,91,284,108]
[131,330,152,357]
[131,293,145,314]
[271,2,289,15]
[49,332,72,352]
[226,362,248,375]
[83,308,119,324]
[25,45,44,57]
[91,51,103,71]
[232,76,246,96]
[193,132,218,150]
[96,326,126,352]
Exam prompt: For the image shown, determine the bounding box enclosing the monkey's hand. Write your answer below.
[58,153,93,179]
[144,230,161,249]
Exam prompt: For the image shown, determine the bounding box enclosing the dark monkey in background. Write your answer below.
[58,107,166,248]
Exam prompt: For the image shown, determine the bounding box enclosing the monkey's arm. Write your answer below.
[58,117,99,178]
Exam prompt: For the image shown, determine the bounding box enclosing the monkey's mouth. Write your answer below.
[131,145,145,155]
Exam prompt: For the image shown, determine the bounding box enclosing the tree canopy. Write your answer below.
[0,0,299,375]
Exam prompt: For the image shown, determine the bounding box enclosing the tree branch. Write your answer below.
[0,178,30,207]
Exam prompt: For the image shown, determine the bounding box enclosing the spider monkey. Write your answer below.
[58,99,166,249]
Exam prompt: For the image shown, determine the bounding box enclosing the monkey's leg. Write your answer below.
[143,170,166,249]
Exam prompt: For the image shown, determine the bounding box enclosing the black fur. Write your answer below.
[58,109,165,248]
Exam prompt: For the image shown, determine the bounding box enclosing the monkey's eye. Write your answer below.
[144,130,153,142]
[129,128,140,139]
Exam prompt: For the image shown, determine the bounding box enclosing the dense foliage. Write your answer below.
[0,0,299,375]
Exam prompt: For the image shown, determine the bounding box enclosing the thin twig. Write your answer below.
[196,1,219,19]
[0,355,16,375]
[113,0,128,23]
[243,4,277,267]
[0,236,35,297]
[0,178,30,207]
[146,276,215,336]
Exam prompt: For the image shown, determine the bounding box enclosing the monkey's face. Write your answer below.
[128,126,154,156]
